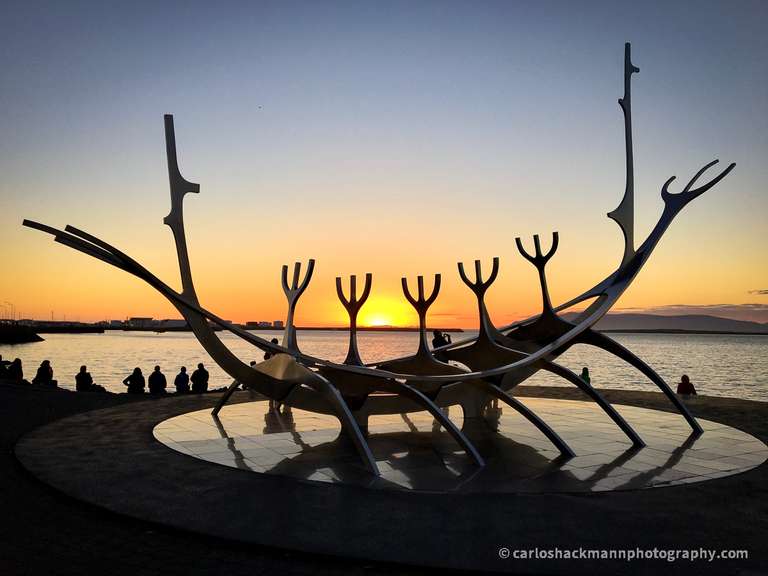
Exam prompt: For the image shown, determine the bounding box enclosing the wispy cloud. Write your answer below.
[748,289,768,295]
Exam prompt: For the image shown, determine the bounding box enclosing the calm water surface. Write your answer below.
[2,331,766,401]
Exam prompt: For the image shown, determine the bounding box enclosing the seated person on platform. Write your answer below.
[123,367,145,394]
[148,365,167,395]
[76,365,93,391]
[75,365,106,392]
[32,360,58,387]
[174,366,190,394]
[7,358,28,384]
[676,374,697,396]
[190,363,209,393]
[263,338,279,361]
[431,330,451,349]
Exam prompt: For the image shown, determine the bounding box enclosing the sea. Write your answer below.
[2,330,766,401]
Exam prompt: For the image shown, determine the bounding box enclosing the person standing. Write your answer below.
[123,367,145,394]
[174,366,190,394]
[148,365,167,395]
[191,363,209,393]
[580,367,591,385]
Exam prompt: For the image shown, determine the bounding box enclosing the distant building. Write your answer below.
[109,320,124,327]
[128,317,155,328]
[273,320,284,329]
[245,321,274,329]
[158,319,187,329]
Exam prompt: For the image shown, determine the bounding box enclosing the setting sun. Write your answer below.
[357,296,416,328]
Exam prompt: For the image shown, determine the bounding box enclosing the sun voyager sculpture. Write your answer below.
[25,44,735,475]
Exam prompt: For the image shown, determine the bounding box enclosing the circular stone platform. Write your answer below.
[154,398,767,493]
[14,393,768,571]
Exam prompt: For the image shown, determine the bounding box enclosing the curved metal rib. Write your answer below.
[391,381,485,467]
[309,374,380,476]
[475,380,575,457]
[576,329,702,434]
[212,381,241,416]
[542,361,645,447]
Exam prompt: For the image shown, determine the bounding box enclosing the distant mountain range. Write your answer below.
[562,313,768,334]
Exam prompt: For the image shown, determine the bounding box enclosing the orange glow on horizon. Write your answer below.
[364,315,391,327]
[356,296,416,328]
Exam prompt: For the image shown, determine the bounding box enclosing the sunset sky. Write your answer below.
[1,1,766,328]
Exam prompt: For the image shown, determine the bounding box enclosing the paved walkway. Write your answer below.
[0,383,424,576]
[3,382,768,575]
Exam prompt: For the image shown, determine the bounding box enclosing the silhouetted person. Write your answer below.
[677,374,697,396]
[148,365,167,395]
[191,363,209,393]
[123,367,145,394]
[174,366,190,394]
[7,358,26,384]
[432,330,451,349]
[75,365,105,392]
[580,367,591,385]
[76,365,93,391]
[32,360,57,387]
[264,338,279,361]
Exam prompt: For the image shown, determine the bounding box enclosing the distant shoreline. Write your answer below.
[600,329,768,336]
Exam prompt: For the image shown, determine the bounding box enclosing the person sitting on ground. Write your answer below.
[190,363,209,393]
[148,365,167,395]
[75,365,93,391]
[263,338,279,361]
[431,330,451,349]
[174,366,190,394]
[123,367,145,394]
[580,367,591,385]
[676,374,697,396]
[7,358,27,384]
[32,360,58,387]
[75,365,106,392]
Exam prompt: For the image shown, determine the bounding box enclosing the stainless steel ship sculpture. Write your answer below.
[24,44,735,475]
